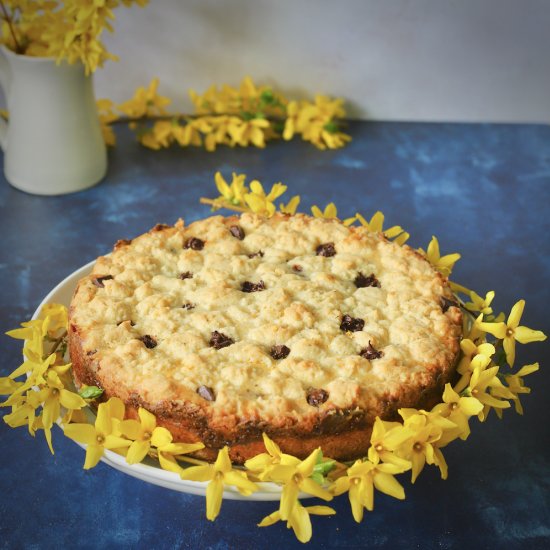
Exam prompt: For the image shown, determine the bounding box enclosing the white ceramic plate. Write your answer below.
[32,261,284,500]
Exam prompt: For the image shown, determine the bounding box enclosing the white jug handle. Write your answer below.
[0,46,12,151]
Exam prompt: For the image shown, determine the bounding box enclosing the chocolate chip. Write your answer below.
[86,349,97,356]
[92,275,113,288]
[292,265,303,272]
[210,331,234,349]
[179,271,193,280]
[184,237,205,250]
[270,345,290,360]
[182,303,195,310]
[354,272,381,288]
[340,314,364,332]
[229,225,245,240]
[197,385,215,401]
[316,242,336,257]
[139,335,157,349]
[247,250,264,258]
[306,387,329,406]
[441,297,459,313]
[151,223,170,232]
[241,280,266,293]
[360,341,383,360]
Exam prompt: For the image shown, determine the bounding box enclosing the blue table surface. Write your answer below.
[0,122,549,549]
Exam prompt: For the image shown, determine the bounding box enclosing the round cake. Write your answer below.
[68,213,462,463]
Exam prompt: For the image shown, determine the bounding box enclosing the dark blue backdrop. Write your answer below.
[1,122,549,549]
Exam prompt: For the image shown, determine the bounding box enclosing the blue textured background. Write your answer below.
[1,122,549,549]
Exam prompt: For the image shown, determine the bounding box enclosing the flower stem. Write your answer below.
[0,0,22,53]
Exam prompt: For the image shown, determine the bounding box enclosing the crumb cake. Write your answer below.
[68,213,462,463]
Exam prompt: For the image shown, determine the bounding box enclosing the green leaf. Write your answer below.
[323,121,339,133]
[310,472,324,485]
[272,121,285,134]
[493,347,508,368]
[260,89,275,105]
[78,386,104,399]
[314,458,336,477]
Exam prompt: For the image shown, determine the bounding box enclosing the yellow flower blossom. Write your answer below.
[227,117,270,148]
[2,391,41,435]
[258,502,335,543]
[176,118,208,147]
[431,384,483,441]
[2,1,149,74]
[492,363,539,415]
[454,352,492,393]
[0,377,22,395]
[457,339,496,375]
[63,397,131,469]
[398,407,459,447]
[151,427,204,473]
[367,418,412,469]
[118,77,171,119]
[311,202,338,219]
[244,433,294,478]
[244,180,287,217]
[477,299,546,367]
[139,119,202,150]
[119,408,204,467]
[420,236,461,277]
[96,98,119,146]
[119,407,158,464]
[282,96,351,149]
[180,446,258,521]
[464,290,495,316]
[265,448,333,521]
[282,101,301,141]
[38,303,68,333]
[1,352,57,406]
[355,211,410,245]
[214,171,248,206]
[279,195,301,215]
[202,115,239,151]
[397,413,448,482]
[331,458,406,522]
[33,370,86,453]
[466,365,511,420]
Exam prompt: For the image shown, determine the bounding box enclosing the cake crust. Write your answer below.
[69,213,462,462]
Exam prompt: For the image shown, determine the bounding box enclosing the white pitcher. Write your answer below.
[0,46,107,195]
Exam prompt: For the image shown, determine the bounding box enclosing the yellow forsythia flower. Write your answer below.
[258,503,335,543]
[264,448,332,522]
[244,180,287,217]
[119,407,203,468]
[279,195,301,215]
[477,299,547,367]
[331,458,406,522]
[311,202,337,219]
[431,384,483,441]
[64,397,131,469]
[420,236,461,277]
[118,77,171,119]
[180,446,258,521]
[354,211,410,245]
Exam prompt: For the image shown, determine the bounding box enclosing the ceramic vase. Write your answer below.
[0,45,107,195]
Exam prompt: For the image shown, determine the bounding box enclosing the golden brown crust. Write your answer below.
[68,213,462,463]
